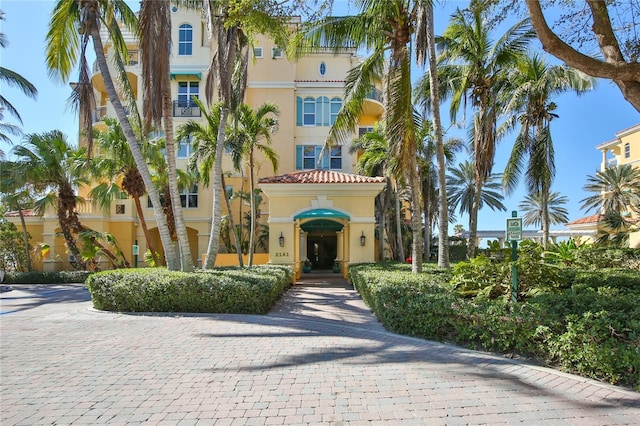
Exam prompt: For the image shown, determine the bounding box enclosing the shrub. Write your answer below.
[85,265,292,314]
[4,270,92,284]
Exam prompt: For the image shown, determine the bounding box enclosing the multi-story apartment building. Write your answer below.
[7,7,385,276]
[566,123,640,247]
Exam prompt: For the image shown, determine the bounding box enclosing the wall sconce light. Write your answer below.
[279,232,285,247]
[360,231,366,246]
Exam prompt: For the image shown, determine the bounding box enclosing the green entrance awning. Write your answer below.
[170,72,202,80]
[294,209,350,220]
[301,219,344,232]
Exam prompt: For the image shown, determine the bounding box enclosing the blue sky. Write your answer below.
[1,0,638,234]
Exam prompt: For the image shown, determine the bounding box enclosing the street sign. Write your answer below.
[506,217,522,241]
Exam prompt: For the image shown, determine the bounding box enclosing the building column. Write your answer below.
[336,230,344,261]
[299,229,308,261]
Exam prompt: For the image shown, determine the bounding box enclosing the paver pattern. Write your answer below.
[1,274,639,425]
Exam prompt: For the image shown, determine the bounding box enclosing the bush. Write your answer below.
[350,262,640,391]
[4,270,92,284]
[85,265,292,314]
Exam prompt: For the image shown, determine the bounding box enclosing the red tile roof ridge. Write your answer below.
[259,169,386,184]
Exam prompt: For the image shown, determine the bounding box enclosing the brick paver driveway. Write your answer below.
[1,276,639,425]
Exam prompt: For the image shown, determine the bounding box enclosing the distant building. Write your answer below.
[565,123,640,247]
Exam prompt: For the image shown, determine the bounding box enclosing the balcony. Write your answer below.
[173,100,201,118]
[362,86,384,117]
[93,106,107,122]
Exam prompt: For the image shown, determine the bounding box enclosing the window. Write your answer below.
[296,145,330,170]
[115,204,125,214]
[272,47,283,58]
[178,24,193,56]
[147,193,166,209]
[180,185,198,209]
[296,96,342,127]
[330,97,342,125]
[253,47,263,58]
[178,81,199,106]
[359,126,374,136]
[303,97,315,126]
[319,61,327,76]
[625,143,630,158]
[177,136,192,158]
[330,146,342,169]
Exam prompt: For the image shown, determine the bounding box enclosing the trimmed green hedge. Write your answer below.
[349,263,640,391]
[3,270,92,284]
[85,265,293,314]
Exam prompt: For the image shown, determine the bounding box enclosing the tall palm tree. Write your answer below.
[518,191,569,231]
[503,53,594,247]
[291,0,433,273]
[417,2,534,258]
[46,0,180,269]
[227,102,279,266]
[447,160,507,251]
[415,115,463,261]
[89,117,162,266]
[581,164,640,245]
[0,9,38,149]
[139,0,193,271]
[11,131,89,270]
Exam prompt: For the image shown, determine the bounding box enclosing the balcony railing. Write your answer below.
[172,100,201,118]
[93,106,107,122]
[366,87,383,103]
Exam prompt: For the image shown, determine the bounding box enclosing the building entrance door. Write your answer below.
[307,233,337,270]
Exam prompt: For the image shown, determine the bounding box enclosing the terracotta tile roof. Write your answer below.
[566,214,603,225]
[259,169,386,184]
[4,209,38,217]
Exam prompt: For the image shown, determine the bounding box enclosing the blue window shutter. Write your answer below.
[296,145,303,169]
[322,97,330,126]
[315,97,322,127]
[296,97,302,126]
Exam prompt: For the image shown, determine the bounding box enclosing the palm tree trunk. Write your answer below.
[132,195,160,266]
[426,2,450,268]
[89,27,179,270]
[248,152,256,266]
[393,178,405,262]
[221,173,243,266]
[467,190,480,259]
[162,84,194,271]
[542,186,550,248]
[203,106,229,269]
[17,207,32,272]
[408,154,423,273]
[423,181,431,261]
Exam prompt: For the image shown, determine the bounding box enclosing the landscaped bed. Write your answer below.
[349,247,640,392]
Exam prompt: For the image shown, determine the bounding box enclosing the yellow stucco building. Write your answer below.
[566,123,640,246]
[7,7,385,277]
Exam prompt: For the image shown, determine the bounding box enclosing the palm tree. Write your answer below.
[581,164,640,245]
[415,115,463,261]
[503,53,595,247]
[227,102,279,266]
[11,131,89,270]
[0,161,35,271]
[139,1,193,272]
[46,0,180,269]
[0,9,38,149]
[518,191,569,231]
[89,117,162,266]
[178,98,247,266]
[349,124,402,261]
[291,0,434,273]
[447,160,507,252]
[417,2,534,258]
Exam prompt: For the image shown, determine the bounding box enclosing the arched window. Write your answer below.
[319,61,327,76]
[178,24,193,56]
[625,142,631,158]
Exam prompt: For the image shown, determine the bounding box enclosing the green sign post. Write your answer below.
[132,240,139,268]
[506,212,522,303]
